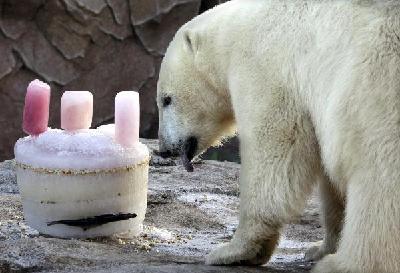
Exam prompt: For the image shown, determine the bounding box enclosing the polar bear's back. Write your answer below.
[192,0,400,88]
[192,0,400,184]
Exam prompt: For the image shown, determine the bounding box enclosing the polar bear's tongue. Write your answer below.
[181,137,198,172]
[181,153,194,172]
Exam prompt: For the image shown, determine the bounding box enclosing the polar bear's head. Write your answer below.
[157,27,235,171]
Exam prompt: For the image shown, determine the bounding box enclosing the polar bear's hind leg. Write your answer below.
[305,176,345,261]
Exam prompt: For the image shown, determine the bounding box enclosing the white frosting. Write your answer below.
[97,124,116,139]
[15,127,149,170]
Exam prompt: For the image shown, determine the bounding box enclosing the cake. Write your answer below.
[14,80,149,238]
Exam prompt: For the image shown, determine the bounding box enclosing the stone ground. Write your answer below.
[0,139,323,273]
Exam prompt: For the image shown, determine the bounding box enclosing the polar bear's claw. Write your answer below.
[205,242,269,266]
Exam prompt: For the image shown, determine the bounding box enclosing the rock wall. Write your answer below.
[0,0,227,161]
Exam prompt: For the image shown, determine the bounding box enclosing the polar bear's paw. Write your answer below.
[305,242,330,262]
[312,254,350,273]
[205,241,269,266]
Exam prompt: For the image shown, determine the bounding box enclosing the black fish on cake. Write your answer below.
[47,213,137,231]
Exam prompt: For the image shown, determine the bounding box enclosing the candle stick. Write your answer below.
[23,79,51,136]
[115,91,140,147]
[61,91,93,131]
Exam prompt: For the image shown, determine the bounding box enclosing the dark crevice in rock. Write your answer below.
[106,0,123,25]
[199,0,220,13]
[11,47,25,72]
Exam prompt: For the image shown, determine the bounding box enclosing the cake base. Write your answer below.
[16,158,149,238]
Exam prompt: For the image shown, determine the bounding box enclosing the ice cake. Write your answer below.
[14,80,149,238]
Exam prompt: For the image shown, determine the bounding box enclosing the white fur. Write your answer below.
[162,105,184,146]
[157,1,400,272]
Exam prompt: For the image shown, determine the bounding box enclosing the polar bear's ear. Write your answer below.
[183,30,199,54]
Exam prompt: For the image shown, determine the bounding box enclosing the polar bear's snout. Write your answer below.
[157,135,180,157]
[158,134,198,172]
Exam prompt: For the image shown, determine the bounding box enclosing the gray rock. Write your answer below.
[0,40,15,80]
[75,0,107,14]
[98,4,133,40]
[134,1,202,55]
[0,0,43,40]
[0,18,29,40]
[63,0,93,23]
[13,24,80,85]
[48,22,91,60]
[0,139,322,273]
[129,0,200,26]
[107,0,130,25]
[44,8,92,60]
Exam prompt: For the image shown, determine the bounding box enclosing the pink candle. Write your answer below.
[23,79,51,136]
[61,91,93,131]
[115,91,140,147]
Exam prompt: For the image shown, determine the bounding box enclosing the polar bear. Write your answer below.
[156,0,400,272]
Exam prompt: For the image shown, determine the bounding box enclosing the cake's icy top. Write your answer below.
[15,127,149,170]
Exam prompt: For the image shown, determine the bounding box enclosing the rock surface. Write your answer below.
[0,139,322,273]
[0,0,231,161]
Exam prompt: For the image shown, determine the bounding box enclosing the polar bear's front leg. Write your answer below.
[206,95,321,265]
[206,218,280,265]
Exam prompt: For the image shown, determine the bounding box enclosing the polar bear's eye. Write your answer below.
[163,96,172,107]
